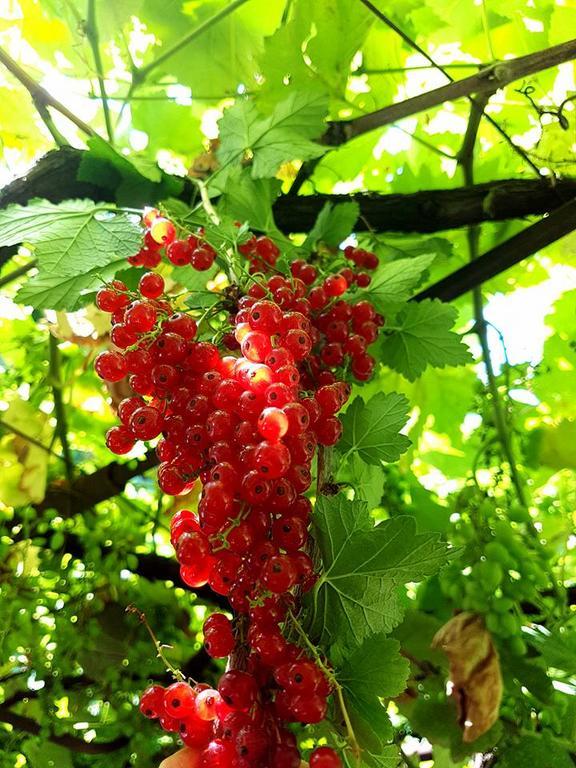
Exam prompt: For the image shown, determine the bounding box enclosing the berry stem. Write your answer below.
[126,605,185,682]
[287,609,361,762]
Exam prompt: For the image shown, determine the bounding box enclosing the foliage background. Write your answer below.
[0,1,575,767]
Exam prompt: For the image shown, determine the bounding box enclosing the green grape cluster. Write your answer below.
[439,490,552,657]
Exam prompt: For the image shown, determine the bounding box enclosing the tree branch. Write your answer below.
[413,195,576,303]
[0,47,98,139]
[34,450,159,516]
[1,148,575,235]
[0,707,129,753]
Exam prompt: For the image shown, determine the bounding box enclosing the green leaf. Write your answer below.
[217,90,328,179]
[339,454,385,510]
[0,199,141,276]
[339,634,410,700]
[340,392,411,465]
[361,748,399,768]
[523,624,576,676]
[78,135,185,205]
[360,253,435,312]
[15,257,127,311]
[304,201,360,249]
[380,299,472,381]
[217,167,282,233]
[306,495,452,651]
[347,699,394,757]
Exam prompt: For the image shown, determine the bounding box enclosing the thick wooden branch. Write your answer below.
[275,179,576,233]
[34,451,158,516]
[1,148,575,239]
[332,38,576,142]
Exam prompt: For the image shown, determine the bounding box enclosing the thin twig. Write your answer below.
[0,418,65,462]
[0,260,38,289]
[126,605,185,682]
[0,47,98,138]
[355,0,546,176]
[288,609,361,762]
[48,334,75,485]
[359,63,487,74]
[86,0,114,143]
[133,0,252,83]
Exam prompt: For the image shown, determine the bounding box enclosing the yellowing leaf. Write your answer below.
[0,396,49,505]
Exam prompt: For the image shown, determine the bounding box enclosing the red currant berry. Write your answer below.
[94,350,127,382]
[218,670,258,711]
[139,684,165,718]
[257,407,289,441]
[163,681,196,718]
[310,746,343,768]
[105,425,136,454]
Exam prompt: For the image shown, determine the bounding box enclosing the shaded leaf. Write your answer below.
[380,299,472,381]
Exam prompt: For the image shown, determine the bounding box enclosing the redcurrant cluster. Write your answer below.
[93,212,384,767]
[238,233,281,273]
[139,671,341,767]
[128,211,217,272]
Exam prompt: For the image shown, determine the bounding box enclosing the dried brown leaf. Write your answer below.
[432,612,502,742]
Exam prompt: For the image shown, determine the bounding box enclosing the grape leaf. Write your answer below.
[15,257,127,310]
[217,89,328,179]
[360,253,435,312]
[304,201,360,249]
[307,495,452,651]
[0,199,141,276]
[379,299,473,381]
[339,392,411,465]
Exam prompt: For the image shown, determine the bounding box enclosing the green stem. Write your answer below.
[48,334,74,485]
[86,0,114,143]
[360,63,487,74]
[457,97,529,511]
[133,0,252,83]
[34,99,69,147]
[126,605,185,682]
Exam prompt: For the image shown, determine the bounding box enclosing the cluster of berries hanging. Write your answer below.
[94,211,383,768]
